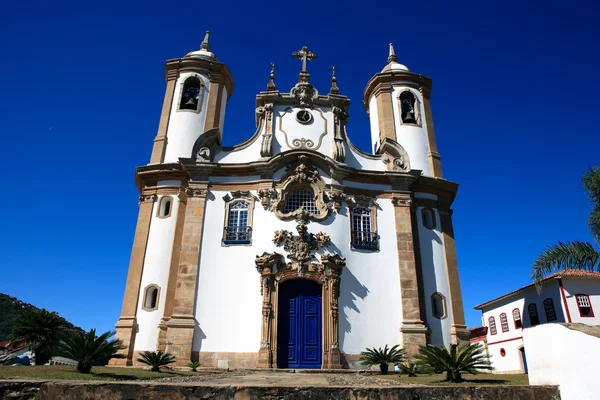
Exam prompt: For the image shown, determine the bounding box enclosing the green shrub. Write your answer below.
[188,361,200,372]
[416,343,493,382]
[137,351,176,372]
[397,361,422,377]
[58,329,124,373]
[359,345,406,374]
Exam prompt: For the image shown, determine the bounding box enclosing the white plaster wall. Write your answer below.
[343,142,388,171]
[561,279,600,324]
[368,95,379,154]
[390,87,431,176]
[134,196,179,351]
[415,205,452,347]
[272,106,333,157]
[157,180,181,187]
[209,175,261,183]
[163,73,210,163]
[478,281,566,372]
[524,323,600,400]
[193,191,403,355]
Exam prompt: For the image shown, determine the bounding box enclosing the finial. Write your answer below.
[388,42,398,63]
[200,31,210,51]
[292,46,317,83]
[329,66,339,95]
[267,63,277,91]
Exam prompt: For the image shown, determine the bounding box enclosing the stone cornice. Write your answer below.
[363,71,432,113]
[164,57,234,100]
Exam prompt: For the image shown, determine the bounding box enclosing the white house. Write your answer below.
[110,33,471,369]
[471,269,600,374]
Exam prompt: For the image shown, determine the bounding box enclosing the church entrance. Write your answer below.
[276,279,322,369]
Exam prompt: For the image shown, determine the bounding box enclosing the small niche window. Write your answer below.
[283,189,319,215]
[143,285,160,311]
[528,304,540,326]
[399,91,420,125]
[431,292,447,319]
[157,196,172,218]
[500,313,509,332]
[576,294,594,317]
[351,207,377,250]
[422,208,435,230]
[224,201,251,244]
[488,317,497,335]
[513,309,522,329]
[544,298,557,321]
[179,76,202,111]
[500,348,506,357]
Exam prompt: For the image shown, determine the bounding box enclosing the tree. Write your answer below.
[58,329,124,373]
[416,343,493,383]
[359,345,406,374]
[11,309,67,365]
[137,351,176,372]
[532,167,600,288]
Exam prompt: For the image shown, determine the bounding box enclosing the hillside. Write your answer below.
[0,293,84,341]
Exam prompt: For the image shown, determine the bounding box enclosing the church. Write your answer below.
[110,32,470,369]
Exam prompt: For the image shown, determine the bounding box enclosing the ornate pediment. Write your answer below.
[273,218,331,268]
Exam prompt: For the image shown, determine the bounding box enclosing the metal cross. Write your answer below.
[292,46,317,72]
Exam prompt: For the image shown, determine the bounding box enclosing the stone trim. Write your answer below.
[421,207,436,230]
[363,71,432,113]
[347,195,379,251]
[176,75,205,114]
[156,195,173,219]
[255,252,345,369]
[397,89,422,127]
[149,76,178,164]
[419,86,443,178]
[431,292,448,320]
[197,352,259,369]
[142,284,161,312]
[221,191,256,246]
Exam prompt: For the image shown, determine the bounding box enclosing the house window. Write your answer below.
[528,304,540,326]
[513,309,522,329]
[179,76,202,111]
[157,196,172,218]
[500,313,509,332]
[431,292,447,319]
[351,207,377,250]
[399,91,421,125]
[143,285,160,311]
[544,298,557,321]
[283,189,319,215]
[576,294,594,317]
[488,317,497,335]
[422,208,435,230]
[223,201,251,244]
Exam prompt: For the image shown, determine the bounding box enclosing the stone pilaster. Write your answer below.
[149,66,178,165]
[374,84,396,143]
[164,183,209,365]
[202,74,224,134]
[110,194,157,366]
[391,195,428,357]
[438,202,470,344]
[420,86,443,178]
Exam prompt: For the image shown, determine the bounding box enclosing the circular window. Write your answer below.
[296,110,313,124]
[500,348,506,357]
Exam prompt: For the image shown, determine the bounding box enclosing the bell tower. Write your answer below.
[149,31,234,165]
[363,44,442,177]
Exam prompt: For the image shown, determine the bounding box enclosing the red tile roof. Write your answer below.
[474,269,600,310]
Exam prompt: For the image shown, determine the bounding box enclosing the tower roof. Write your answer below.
[185,31,216,60]
[382,43,409,72]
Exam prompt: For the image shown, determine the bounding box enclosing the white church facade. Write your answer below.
[110,33,470,369]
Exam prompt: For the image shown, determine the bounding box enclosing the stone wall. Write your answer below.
[0,380,560,400]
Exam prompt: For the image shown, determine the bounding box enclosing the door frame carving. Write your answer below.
[255,252,344,369]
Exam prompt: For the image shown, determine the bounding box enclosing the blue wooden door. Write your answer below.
[277,279,322,369]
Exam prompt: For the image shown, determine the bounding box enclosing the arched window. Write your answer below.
[575,294,594,317]
[283,189,319,215]
[351,207,377,250]
[488,316,497,335]
[157,196,172,218]
[500,313,509,332]
[179,76,202,111]
[528,303,540,326]
[224,201,251,244]
[399,91,420,125]
[431,292,447,319]
[422,208,435,230]
[513,308,522,329]
[543,298,557,321]
[143,285,160,311]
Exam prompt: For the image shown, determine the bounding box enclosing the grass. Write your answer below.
[0,365,198,381]
[377,373,530,386]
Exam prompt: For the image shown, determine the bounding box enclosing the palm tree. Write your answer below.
[416,343,492,383]
[11,309,67,365]
[58,329,124,373]
[137,350,176,372]
[359,345,406,374]
[532,167,600,288]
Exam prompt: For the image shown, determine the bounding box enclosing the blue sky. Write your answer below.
[1,0,598,335]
